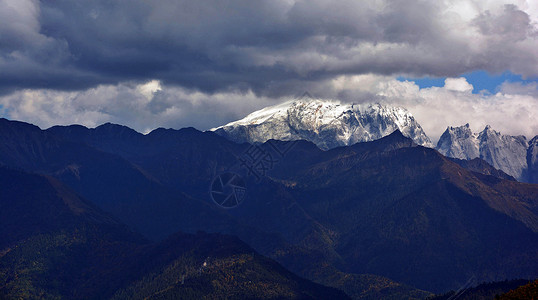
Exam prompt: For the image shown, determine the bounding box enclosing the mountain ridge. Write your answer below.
[210,99,537,183]
[436,123,538,183]
[211,98,433,150]
[0,166,350,299]
[3,118,430,298]
[2,117,538,295]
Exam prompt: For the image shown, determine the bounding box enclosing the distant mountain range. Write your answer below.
[212,97,538,183]
[1,117,537,298]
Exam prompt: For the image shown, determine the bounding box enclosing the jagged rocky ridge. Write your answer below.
[436,123,538,183]
[212,96,433,150]
[212,96,538,182]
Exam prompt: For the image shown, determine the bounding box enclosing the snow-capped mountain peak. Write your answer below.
[211,97,433,150]
[436,123,480,160]
[436,124,530,181]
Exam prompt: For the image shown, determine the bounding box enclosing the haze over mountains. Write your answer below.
[1,107,538,298]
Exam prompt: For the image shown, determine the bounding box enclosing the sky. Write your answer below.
[0,0,537,143]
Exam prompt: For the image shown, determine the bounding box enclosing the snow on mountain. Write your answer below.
[211,96,433,150]
[528,136,538,183]
[435,124,480,160]
[436,124,530,181]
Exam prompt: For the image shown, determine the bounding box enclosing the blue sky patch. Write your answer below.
[396,76,445,89]
[398,71,537,94]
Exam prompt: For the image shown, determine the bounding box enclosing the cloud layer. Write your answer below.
[1,0,537,94]
[1,76,537,143]
[0,0,537,141]
[320,75,538,142]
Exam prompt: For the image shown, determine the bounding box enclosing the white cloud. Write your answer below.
[320,74,538,143]
[499,81,538,96]
[0,81,281,133]
[444,78,474,92]
[1,76,536,145]
[136,80,162,100]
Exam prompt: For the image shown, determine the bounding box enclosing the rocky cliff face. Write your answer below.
[436,124,534,182]
[528,136,538,183]
[436,124,480,160]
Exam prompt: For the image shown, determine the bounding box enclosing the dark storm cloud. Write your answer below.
[0,0,537,95]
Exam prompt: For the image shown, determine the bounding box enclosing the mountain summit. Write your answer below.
[436,124,537,182]
[211,97,433,150]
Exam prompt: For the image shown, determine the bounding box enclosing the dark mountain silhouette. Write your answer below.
[0,119,240,241]
[431,279,532,300]
[2,119,425,298]
[0,166,348,299]
[0,166,140,249]
[1,118,537,296]
[499,279,538,299]
[448,157,516,181]
[46,122,428,299]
